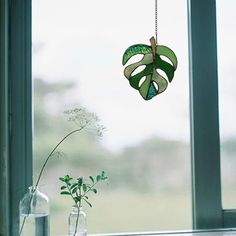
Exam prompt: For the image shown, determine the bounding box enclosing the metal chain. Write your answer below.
[155,0,158,44]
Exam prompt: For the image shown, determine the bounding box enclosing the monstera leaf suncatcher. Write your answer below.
[122,0,178,101]
[122,37,178,101]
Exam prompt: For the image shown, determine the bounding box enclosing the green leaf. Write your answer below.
[89,176,94,183]
[72,187,78,194]
[59,177,65,182]
[64,175,73,183]
[84,198,92,208]
[92,188,97,194]
[70,183,78,190]
[122,43,177,100]
[60,186,67,190]
[122,44,152,65]
[74,196,81,203]
[156,45,178,70]
[96,175,101,182]
[101,171,108,180]
[64,175,70,180]
[60,191,70,195]
[82,184,87,192]
[77,177,83,187]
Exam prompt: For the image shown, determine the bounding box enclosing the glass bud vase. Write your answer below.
[68,205,87,236]
[19,186,50,236]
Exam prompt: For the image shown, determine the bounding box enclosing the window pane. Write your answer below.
[217,0,236,209]
[32,0,191,234]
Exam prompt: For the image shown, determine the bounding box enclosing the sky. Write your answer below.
[32,0,236,151]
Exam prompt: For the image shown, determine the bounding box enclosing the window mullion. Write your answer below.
[222,210,236,228]
[0,1,10,235]
[8,0,33,235]
[188,0,222,229]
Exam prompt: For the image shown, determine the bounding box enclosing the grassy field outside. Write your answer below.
[49,190,192,235]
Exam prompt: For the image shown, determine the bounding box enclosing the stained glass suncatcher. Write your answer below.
[122,37,178,100]
[122,0,178,101]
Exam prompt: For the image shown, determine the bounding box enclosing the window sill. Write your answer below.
[58,228,236,236]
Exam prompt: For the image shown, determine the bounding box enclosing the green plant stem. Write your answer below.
[20,126,86,235]
[19,187,36,235]
[81,181,98,198]
[35,126,86,188]
[68,181,98,236]
[20,216,27,235]
[74,189,82,236]
[73,180,100,235]
[65,181,81,236]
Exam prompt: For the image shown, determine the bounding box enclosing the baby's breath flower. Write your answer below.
[64,107,106,137]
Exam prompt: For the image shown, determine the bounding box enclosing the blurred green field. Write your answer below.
[49,190,192,235]
[33,79,236,236]
[49,189,236,235]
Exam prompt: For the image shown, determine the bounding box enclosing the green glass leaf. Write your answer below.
[124,54,153,82]
[122,44,152,65]
[156,45,178,69]
[122,43,177,100]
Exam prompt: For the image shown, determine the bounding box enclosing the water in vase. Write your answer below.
[69,229,87,236]
[20,213,49,236]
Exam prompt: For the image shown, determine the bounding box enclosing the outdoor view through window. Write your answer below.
[217,0,236,209]
[32,0,191,235]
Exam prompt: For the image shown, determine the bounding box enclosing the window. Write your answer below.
[217,0,236,227]
[0,1,234,236]
[217,0,236,209]
[32,0,191,234]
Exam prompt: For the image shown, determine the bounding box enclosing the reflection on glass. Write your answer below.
[32,0,191,234]
[217,0,236,209]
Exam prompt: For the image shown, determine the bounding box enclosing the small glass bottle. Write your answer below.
[19,186,50,236]
[68,205,87,236]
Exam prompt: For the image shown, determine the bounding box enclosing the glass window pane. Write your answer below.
[32,0,191,234]
[217,0,236,209]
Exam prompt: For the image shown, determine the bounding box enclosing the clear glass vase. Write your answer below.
[68,205,87,236]
[19,186,50,236]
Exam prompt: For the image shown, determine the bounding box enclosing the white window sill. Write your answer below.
[58,228,236,236]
